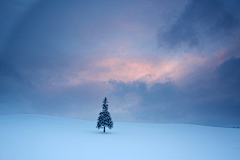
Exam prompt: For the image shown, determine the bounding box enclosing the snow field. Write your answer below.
[0,114,239,160]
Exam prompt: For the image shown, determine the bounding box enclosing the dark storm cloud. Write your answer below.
[109,57,240,127]
[158,0,240,48]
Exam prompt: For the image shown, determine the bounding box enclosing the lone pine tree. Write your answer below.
[96,97,113,132]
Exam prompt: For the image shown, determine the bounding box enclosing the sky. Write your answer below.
[0,0,240,127]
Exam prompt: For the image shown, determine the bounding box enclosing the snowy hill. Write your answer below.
[0,114,239,160]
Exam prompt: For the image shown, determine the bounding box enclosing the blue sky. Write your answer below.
[0,0,240,126]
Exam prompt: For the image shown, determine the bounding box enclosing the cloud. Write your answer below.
[1,0,204,89]
[0,60,35,114]
[158,0,240,49]
[108,56,240,126]
[64,53,207,87]
[1,0,239,127]
[215,57,240,93]
[0,60,30,94]
[0,0,40,51]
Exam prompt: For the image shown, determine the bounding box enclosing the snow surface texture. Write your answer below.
[0,114,239,160]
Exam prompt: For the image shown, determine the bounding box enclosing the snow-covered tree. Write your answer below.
[96,97,113,132]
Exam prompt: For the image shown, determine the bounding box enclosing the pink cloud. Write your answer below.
[67,53,207,86]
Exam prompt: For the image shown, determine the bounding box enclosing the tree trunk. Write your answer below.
[104,126,105,132]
